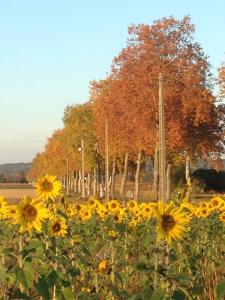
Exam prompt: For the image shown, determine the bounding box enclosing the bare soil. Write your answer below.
[0,188,36,204]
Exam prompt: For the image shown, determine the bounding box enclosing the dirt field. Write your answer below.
[0,188,36,204]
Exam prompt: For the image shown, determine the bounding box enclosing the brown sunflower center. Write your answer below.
[76,205,81,211]
[114,215,120,222]
[52,222,61,232]
[161,214,176,231]
[212,200,219,206]
[23,204,37,221]
[111,203,117,209]
[42,180,53,192]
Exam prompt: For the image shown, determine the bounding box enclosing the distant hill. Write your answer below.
[0,163,31,176]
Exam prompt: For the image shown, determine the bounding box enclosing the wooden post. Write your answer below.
[158,73,166,201]
[105,120,110,202]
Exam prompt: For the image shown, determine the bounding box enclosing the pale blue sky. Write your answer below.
[0,0,225,164]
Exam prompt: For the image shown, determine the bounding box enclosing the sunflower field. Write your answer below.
[0,175,225,299]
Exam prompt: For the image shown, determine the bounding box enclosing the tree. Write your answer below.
[219,63,225,98]
[91,16,225,199]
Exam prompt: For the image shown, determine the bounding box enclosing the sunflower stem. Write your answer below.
[153,251,158,290]
[110,240,115,284]
[18,234,24,292]
[94,272,99,294]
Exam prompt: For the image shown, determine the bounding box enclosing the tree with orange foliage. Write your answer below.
[27,129,68,181]
[91,16,225,200]
[219,63,225,98]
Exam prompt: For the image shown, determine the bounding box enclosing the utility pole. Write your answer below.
[158,73,166,201]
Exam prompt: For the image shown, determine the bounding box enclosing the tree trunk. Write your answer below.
[153,142,159,201]
[81,139,85,198]
[120,153,129,200]
[110,158,116,199]
[134,150,142,202]
[87,173,91,197]
[185,155,190,183]
[185,155,191,201]
[158,73,166,201]
[99,182,104,199]
[93,168,97,197]
[66,154,69,196]
[105,120,110,202]
[74,171,78,193]
[78,170,81,194]
[166,164,171,201]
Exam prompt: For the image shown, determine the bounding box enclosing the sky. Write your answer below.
[0,0,225,164]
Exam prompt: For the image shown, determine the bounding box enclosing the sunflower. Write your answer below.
[49,217,67,237]
[108,230,118,239]
[35,174,62,201]
[219,213,225,223]
[128,217,140,228]
[127,200,138,211]
[98,260,109,273]
[96,204,108,220]
[141,203,152,219]
[66,204,77,218]
[0,196,9,219]
[14,196,49,233]
[88,197,100,210]
[155,201,190,245]
[112,208,126,223]
[79,206,92,222]
[210,197,223,210]
[7,204,17,219]
[199,207,210,218]
[107,200,120,213]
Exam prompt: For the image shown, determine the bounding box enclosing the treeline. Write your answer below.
[27,16,225,200]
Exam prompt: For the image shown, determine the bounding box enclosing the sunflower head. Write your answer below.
[210,196,223,210]
[108,230,118,239]
[127,200,138,211]
[98,260,109,273]
[107,200,120,213]
[88,197,100,209]
[49,217,67,237]
[35,174,62,201]
[14,196,49,233]
[219,213,225,223]
[0,196,9,219]
[199,207,210,218]
[79,206,92,222]
[156,201,190,245]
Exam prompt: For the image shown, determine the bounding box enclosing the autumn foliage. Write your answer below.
[91,16,224,160]
[29,16,225,183]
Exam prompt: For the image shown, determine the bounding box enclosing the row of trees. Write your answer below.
[27,16,225,200]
